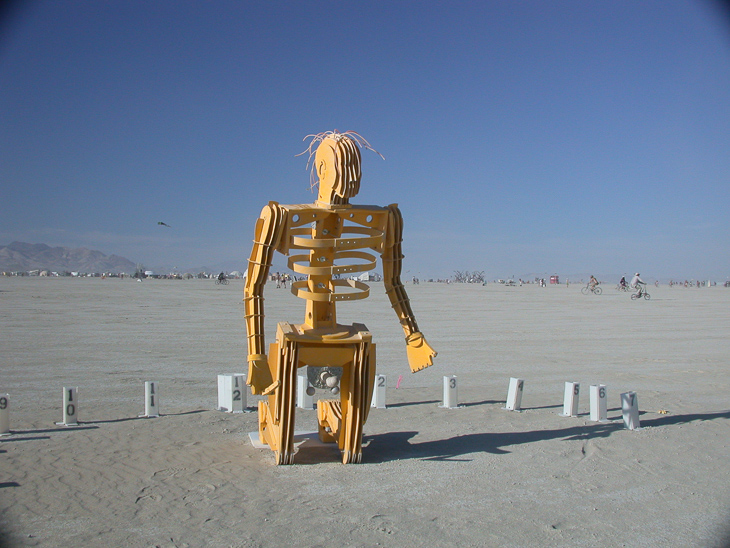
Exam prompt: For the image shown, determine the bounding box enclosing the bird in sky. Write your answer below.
[157,222,171,228]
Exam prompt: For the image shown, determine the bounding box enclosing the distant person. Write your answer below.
[218,272,226,282]
[589,275,598,290]
[630,273,646,297]
[618,276,629,291]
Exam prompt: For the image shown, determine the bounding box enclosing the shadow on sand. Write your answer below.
[639,410,730,427]
[362,423,620,462]
[360,409,730,463]
[83,409,208,425]
[386,400,441,408]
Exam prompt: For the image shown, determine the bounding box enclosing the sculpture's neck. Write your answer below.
[316,192,349,207]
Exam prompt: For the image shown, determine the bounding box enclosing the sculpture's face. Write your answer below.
[315,136,362,204]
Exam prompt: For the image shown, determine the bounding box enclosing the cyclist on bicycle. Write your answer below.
[630,273,646,297]
[619,276,627,290]
[589,275,599,291]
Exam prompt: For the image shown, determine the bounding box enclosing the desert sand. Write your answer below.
[1,277,728,547]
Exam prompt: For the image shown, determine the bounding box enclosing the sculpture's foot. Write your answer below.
[275,450,294,465]
[342,450,362,464]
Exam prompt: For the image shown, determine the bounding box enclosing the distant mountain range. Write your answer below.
[0,242,138,274]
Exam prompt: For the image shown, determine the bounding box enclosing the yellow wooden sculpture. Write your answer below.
[244,131,436,464]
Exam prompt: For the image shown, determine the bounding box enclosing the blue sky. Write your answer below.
[1,1,729,280]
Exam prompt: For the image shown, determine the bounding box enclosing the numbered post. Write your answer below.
[559,382,580,417]
[62,387,78,426]
[440,376,459,409]
[620,391,640,430]
[371,374,387,409]
[589,384,608,422]
[0,394,9,435]
[144,381,160,417]
[297,375,313,410]
[504,377,524,411]
[217,374,246,413]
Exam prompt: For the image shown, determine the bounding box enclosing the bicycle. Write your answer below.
[581,284,602,295]
[616,284,630,292]
[215,278,229,285]
[630,287,650,300]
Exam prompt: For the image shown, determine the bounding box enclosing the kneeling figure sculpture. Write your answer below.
[244,131,436,464]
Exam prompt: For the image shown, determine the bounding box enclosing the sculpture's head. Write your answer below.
[314,133,362,205]
[299,131,383,206]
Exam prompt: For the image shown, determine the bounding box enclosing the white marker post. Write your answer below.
[217,374,246,413]
[559,382,580,417]
[62,387,78,426]
[440,376,459,409]
[297,375,313,410]
[589,384,608,422]
[620,391,640,430]
[504,377,524,411]
[144,381,160,418]
[371,374,386,409]
[0,394,9,435]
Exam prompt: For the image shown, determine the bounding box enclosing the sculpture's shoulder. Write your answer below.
[276,203,391,226]
[276,203,328,228]
[348,203,390,214]
[259,200,287,215]
[337,204,390,227]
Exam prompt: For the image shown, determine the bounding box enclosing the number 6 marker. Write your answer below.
[589,384,608,422]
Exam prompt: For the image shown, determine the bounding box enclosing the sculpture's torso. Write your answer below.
[276,202,391,331]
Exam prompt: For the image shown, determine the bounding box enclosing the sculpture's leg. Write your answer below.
[339,340,373,464]
[258,400,269,446]
[258,337,298,465]
[257,343,279,452]
[276,339,298,465]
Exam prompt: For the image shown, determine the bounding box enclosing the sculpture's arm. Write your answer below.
[244,202,287,394]
[382,204,436,372]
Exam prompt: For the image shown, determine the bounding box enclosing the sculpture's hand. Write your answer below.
[405,332,437,373]
[246,354,273,395]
